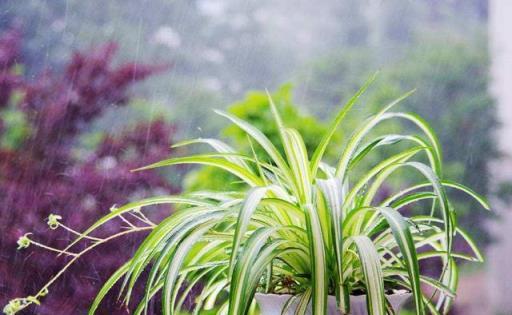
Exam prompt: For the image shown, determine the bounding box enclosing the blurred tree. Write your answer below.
[0,0,492,145]
[0,0,287,94]
[298,32,496,245]
[0,29,182,314]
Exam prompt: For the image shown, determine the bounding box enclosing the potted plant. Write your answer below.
[4,76,489,315]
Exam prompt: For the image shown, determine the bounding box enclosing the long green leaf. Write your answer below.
[162,219,222,315]
[303,203,328,315]
[134,155,263,187]
[88,261,130,315]
[282,128,312,204]
[214,110,292,180]
[229,227,277,315]
[126,208,226,306]
[310,72,378,177]
[335,89,415,179]
[379,207,424,315]
[229,186,270,277]
[62,196,212,254]
[317,177,348,313]
[172,138,251,168]
[402,162,453,254]
[351,236,386,315]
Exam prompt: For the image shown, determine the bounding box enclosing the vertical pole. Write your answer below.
[489,0,512,313]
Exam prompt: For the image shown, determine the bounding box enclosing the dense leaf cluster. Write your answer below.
[5,76,489,315]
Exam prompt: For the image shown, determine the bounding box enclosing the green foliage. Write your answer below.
[224,85,329,158]
[5,83,489,315]
[0,94,31,150]
[395,40,494,235]
[299,33,495,243]
[185,85,341,191]
[497,181,512,204]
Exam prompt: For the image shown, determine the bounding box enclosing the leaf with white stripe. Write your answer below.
[214,109,292,182]
[133,155,263,187]
[317,177,348,313]
[311,72,378,177]
[335,90,415,180]
[379,207,424,315]
[351,236,386,315]
[304,203,328,315]
[229,186,270,277]
[282,128,312,204]
[172,138,250,168]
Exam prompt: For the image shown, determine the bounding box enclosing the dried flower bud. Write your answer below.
[16,233,31,250]
[47,214,62,230]
[3,298,26,315]
[2,295,41,314]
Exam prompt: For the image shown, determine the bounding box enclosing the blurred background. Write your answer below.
[0,0,510,314]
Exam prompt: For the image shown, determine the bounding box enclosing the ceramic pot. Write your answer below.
[255,291,411,315]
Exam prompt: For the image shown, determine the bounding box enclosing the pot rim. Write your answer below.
[255,289,411,299]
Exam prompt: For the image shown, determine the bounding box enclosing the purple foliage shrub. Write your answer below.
[0,28,179,314]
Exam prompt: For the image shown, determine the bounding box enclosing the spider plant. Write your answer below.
[4,75,489,315]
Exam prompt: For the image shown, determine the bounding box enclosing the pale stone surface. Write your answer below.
[454,272,491,314]
[489,0,512,314]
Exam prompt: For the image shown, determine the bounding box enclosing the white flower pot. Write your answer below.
[255,292,411,315]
